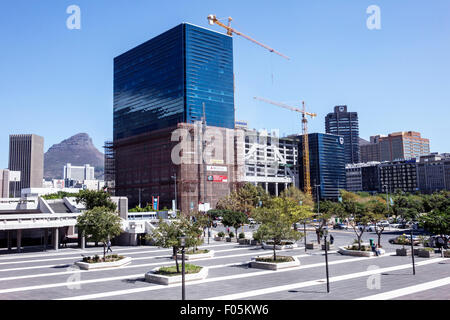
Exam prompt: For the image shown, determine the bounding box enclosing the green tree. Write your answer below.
[392,194,423,223]
[76,206,123,260]
[253,197,306,260]
[367,198,390,247]
[281,186,314,207]
[216,183,270,215]
[419,208,450,252]
[221,210,249,240]
[313,200,343,244]
[76,190,117,211]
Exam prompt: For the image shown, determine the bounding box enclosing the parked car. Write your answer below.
[377,221,390,227]
[333,223,348,230]
[389,235,421,245]
[248,218,257,225]
[358,225,376,232]
[426,235,449,249]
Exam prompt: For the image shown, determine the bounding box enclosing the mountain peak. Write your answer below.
[44,133,104,180]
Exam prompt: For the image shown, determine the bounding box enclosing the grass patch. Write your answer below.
[82,254,125,264]
[156,264,202,276]
[255,256,294,263]
[185,249,210,255]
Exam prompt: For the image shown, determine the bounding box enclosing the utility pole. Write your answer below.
[201,103,211,244]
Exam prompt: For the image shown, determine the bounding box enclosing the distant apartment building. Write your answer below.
[8,134,44,192]
[299,133,346,200]
[63,163,95,182]
[0,170,11,198]
[325,105,360,164]
[244,129,299,195]
[361,132,430,163]
[379,159,419,194]
[417,153,450,193]
[345,162,381,193]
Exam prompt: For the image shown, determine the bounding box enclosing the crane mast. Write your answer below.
[254,97,316,196]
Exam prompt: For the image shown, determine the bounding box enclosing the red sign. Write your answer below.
[212,175,228,183]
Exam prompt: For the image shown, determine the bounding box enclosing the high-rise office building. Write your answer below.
[113,23,239,212]
[8,134,44,192]
[345,162,380,193]
[299,133,346,200]
[417,153,450,193]
[113,23,234,141]
[325,105,360,164]
[379,159,418,194]
[379,131,430,162]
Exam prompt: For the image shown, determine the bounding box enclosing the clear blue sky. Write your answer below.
[0,0,449,169]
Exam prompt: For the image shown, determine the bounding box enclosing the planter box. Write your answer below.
[396,248,409,256]
[250,240,260,246]
[306,243,318,250]
[214,237,223,241]
[145,266,208,285]
[238,239,250,245]
[262,242,298,250]
[250,255,300,271]
[321,243,334,250]
[338,246,385,257]
[175,250,215,261]
[75,256,132,270]
[418,249,435,258]
[226,237,232,242]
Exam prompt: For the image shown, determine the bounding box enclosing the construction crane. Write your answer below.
[254,97,317,196]
[207,15,290,60]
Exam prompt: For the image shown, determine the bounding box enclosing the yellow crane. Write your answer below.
[207,15,290,60]
[253,97,317,196]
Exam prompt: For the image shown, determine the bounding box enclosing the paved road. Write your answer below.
[0,229,448,300]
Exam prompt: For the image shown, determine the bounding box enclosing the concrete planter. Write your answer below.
[75,256,132,270]
[418,249,435,258]
[176,250,214,261]
[262,242,297,250]
[145,266,208,285]
[321,243,334,250]
[250,240,261,246]
[338,246,385,257]
[250,255,300,271]
[238,239,250,245]
[396,248,409,256]
[306,242,319,250]
[226,237,232,242]
[214,237,223,241]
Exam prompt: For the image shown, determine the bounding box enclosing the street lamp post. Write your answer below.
[323,229,330,293]
[179,235,186,300]
[300,200,307,252]
[172,173,177,214]
[410,228,416,275]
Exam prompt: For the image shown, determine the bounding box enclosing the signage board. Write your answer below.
[206,165,227,172]
[207,175,228,183]
[152,196,159,211]
[9,171,21,182]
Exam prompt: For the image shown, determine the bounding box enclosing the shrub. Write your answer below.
[239,232,246,239]
[255,255,294,263]
[217,231,225,238]
[229,231,235,238]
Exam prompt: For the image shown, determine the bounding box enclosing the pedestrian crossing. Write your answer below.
[0,241,447,300]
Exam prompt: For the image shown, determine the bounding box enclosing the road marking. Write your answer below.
[0,242,239,265]
[356,277,450,300]
[205,258,445,300]
[55,253,399,300]
[0,247,306,282]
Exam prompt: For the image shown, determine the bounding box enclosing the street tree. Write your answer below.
[419,208,450,251]
[76,206,122,260]
[76,190,117,211]
[221,210,248,240]
[253,197,307,260]
[341,191,372,250]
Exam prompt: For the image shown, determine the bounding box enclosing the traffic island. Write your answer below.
[262,241,297,250]
[145,265,208,285]
[175,249,214,261]
[338,244,385,257]
[250,255,300,271]
[75,255,132,270]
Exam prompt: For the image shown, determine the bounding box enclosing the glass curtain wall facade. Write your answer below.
[325,106,360,164]
[114,23,234,141]
[299,133,346,200]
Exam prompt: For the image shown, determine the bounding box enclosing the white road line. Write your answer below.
[0,247,306,282]
[205,258,446,300]
[356,277,450,300]
[55,253,399,300]
[0,244,236,265]
[0,244,255,268]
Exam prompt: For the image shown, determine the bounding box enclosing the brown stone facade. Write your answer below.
[114,123,244,214]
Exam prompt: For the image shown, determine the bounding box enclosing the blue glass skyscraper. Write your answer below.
[299,133,346,200]
[113,23,235,140]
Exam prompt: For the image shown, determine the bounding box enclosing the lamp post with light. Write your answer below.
[323,228,330,293]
